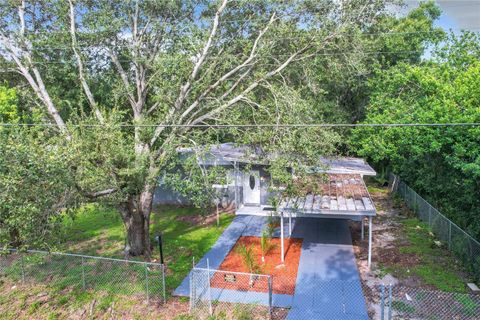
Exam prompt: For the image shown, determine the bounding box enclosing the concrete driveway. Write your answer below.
[174,215,369,320]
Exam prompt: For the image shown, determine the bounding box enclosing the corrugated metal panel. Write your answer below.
[279,173,376,218]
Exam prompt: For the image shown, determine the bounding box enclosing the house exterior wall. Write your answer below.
[153,166,238,207]
[152,165,272,208]
[259,166,272,206]
[153,184,239,207]
[153,184,192,205]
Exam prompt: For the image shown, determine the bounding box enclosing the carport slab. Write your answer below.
[173,215,369,319]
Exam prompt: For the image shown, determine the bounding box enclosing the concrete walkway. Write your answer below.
[287,218,368,320]
[174,215,369,320]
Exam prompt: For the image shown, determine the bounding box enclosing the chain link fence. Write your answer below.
[190,267,273,320]
[189,266,373,320]
[0,249,166,304]
[389,174,480,282]
[379,284,480,320]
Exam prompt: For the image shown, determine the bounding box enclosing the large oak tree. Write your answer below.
[1,0,393,257]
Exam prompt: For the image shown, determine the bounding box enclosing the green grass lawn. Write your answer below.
[398,218,468,292]
[0,204,234,319]
[150,206,234,292]
[379,216,470,292]
[61,204,234,292]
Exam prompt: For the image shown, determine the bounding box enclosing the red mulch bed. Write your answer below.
[211,236,302,295]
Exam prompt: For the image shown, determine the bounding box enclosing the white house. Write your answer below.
[154,142,378,267]
[154,143,376,217]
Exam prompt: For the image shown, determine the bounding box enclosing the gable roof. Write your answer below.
[178,143,376,176]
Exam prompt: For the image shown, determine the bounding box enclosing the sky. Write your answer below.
[403,0,480,31]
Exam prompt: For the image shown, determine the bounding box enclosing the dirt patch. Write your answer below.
[0,280,190,320]
[376,246,420,268]
[212,236,302,295]
[348,185,410,317]
[351,183,474,319]
[176,211,234,226]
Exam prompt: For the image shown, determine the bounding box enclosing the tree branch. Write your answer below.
[189,45,310,126]
[172,0,228,111]
[178,13,276,124]
[0,28,69,138]
[108,49,137,112]
[75,183,118,199]
[149,10,274,147]
[68,0,104,124]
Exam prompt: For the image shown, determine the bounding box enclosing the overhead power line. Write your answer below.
[16,29,460,38]
[0,49,430,68]
[2,29,471,52]
[1,123,479,128]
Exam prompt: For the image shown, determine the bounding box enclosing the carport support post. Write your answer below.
[368,216,372,269]
[280,211,285,263]
[361,217,364,241]
[288,213,292,237]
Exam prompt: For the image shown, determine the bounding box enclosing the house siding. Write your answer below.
[153,184,192,205]
[153,165,273,208]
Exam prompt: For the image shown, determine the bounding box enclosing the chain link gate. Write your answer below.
[190,266,273,319]
[190,267,213,317]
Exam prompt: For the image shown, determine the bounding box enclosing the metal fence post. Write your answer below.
[428,204,432,228]
[162,264,166,303]
[145,263,149,304]
[414,191,418,213]
[388,284,393,320]
[190,257,195,313]
[20,253,25,283]
[81,256,86,290]
[268,276,273,320]
[448,222,452,250]
[206,258,213,316]
[189,270,194,313]
[380,284,385,320]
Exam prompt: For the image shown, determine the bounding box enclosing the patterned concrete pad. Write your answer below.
[173,215,369,320]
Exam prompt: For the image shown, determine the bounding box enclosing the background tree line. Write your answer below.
[352,31,480,239]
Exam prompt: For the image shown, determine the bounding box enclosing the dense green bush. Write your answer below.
[352,32,480,240]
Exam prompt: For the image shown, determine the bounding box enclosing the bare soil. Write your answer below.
[0,280,190,320]
[351,184,473,319]
[349,186,408,318]
[176,207,235,226]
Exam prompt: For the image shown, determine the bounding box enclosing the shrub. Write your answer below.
[260,229,275,263]
[266,215,279,237]
[235,244,260,274]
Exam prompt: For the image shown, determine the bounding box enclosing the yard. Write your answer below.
[0,205,234,320]
[1,183,477,320]
[351,181,476,318]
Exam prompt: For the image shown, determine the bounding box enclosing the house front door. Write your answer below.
[243,170,261,205]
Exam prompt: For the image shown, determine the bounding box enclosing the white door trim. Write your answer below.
[243,170,261,205]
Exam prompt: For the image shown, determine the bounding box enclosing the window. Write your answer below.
[249,175,255,190]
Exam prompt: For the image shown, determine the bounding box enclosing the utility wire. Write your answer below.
[1,123,479,128]
[2,29,468,52]
[0,50,430,67]
[14,29,460,39]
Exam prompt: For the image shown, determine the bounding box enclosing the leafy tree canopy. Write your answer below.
[0,0,399,255]
[351,32,480,238]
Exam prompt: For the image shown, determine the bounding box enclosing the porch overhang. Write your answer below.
[277,173,376,269]
[278,173,376,219]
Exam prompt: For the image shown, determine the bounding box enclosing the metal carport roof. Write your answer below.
[277,173,376,268]
[279,174,376,219]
